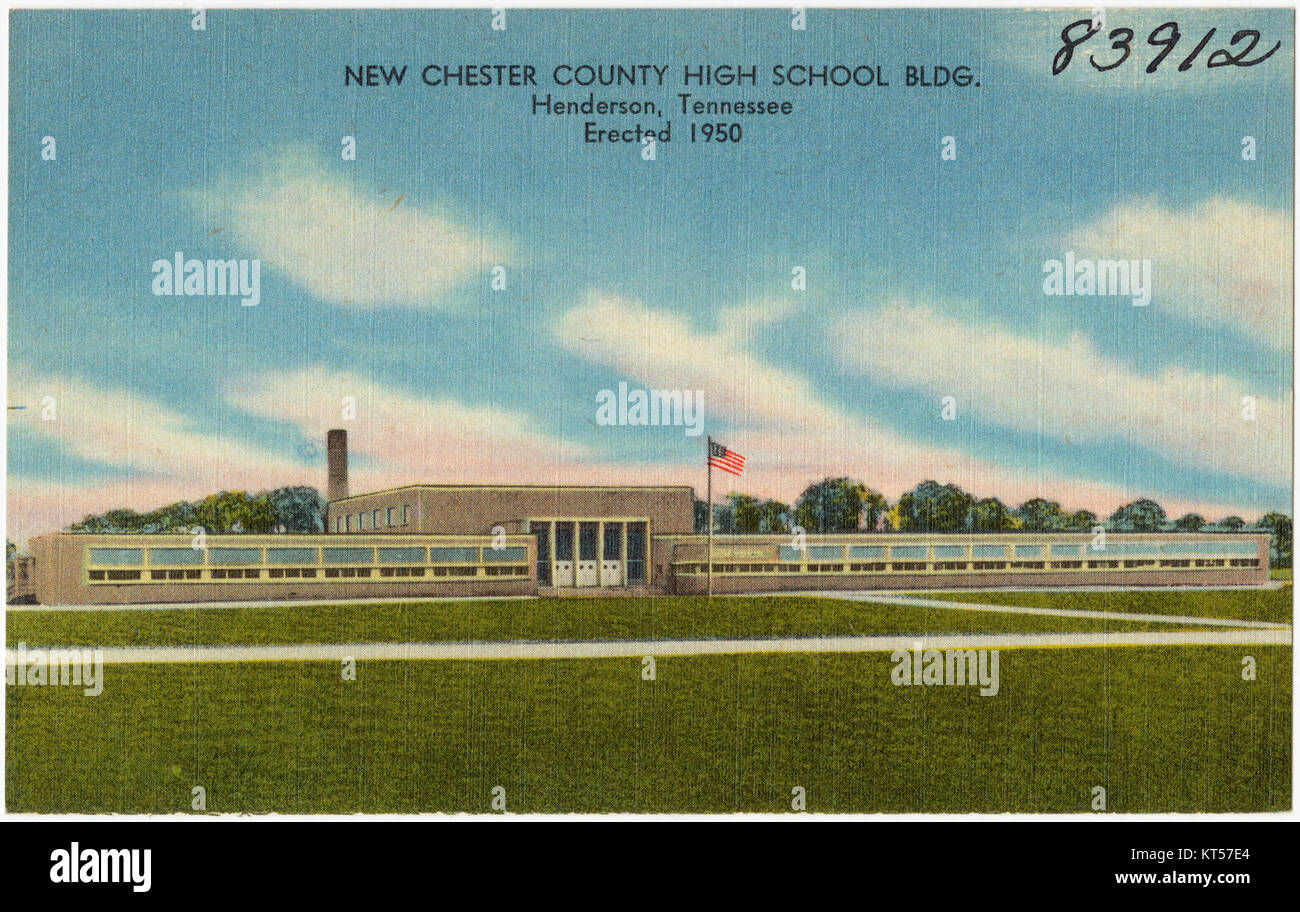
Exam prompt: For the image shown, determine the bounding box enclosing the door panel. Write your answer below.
[577,522,599,587]
[600,560,624,586]
[555,561,575,586]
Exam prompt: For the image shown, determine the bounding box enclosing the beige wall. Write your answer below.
[327,485,696,536]
[24,528,1273,605]
[30,532,536,606]
[670,567,1268,595]
[661,531,1272,593]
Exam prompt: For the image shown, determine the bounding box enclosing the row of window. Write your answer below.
[676,558,1261,575]
[88,564,530,583]
[88,545,527,567]
[335,504,413,533]
[772,541,1260,561]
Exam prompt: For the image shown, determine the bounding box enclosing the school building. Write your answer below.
[18,430,1270,605]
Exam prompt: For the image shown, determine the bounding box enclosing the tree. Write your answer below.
[1016,498,1064,532]
[1218,516,1247,532]
[723,493,792,534]
[1109,499,1166,532]
[1257,512,1292,568]
[1173,513,1205,532]
[757,498,792,534]
[970,497,1018,531]
[896,481,973,532]
[267,486,328,532]
[1063,510,1099,531]
[69,487,325,534]
[731,494,763,534]
[794,478,884,533]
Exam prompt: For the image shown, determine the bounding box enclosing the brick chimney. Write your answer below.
[326,429,348,502]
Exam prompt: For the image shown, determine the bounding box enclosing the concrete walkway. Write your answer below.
[826,592,1289,630]
[7,627,1290,665]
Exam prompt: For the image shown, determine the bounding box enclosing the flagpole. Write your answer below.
[706,435,713,600]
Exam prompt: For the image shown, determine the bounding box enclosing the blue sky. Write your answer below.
[7,8,1294,543]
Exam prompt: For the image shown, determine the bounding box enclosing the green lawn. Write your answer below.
[6,595,1235,649]
[7,646,1289,813]
[1271,567,1292,581]
[914,588,1293,625]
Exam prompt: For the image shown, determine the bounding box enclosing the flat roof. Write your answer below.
[330,483,696,504]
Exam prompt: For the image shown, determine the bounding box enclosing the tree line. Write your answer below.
[68,486,327,535]
[695,478,1293,567]
[15,478,1293,570]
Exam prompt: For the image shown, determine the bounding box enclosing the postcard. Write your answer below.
[5,7,1293,817]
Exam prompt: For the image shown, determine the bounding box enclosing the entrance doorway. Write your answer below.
[577,522,599,586]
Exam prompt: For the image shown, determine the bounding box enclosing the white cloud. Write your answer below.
[9,366,303,487]
[714,298,799,343]
[6,367,316,543]
[229,367,594,485]
[1064,196,1291,349]
[554,293,1260,519]
[833,301,1291,486]
[194,149,507,308]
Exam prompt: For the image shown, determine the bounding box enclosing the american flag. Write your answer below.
[708,441,745,476]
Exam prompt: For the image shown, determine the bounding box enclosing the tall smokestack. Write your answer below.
[327,429,348,503]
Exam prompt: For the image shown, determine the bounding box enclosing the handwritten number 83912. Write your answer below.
[1052,19,1281,76]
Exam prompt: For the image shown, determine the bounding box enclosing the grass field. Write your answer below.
[4,594,1249,649]
[915,588,1293,624]
[6,646,1288,813]
[6,590,1290,814]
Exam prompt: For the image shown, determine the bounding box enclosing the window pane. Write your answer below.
[555,524,574,561]
[147,547,202,565]
[378,547,425,564]
[625,522,646,582]
[603,523,622,560]
[209,548,262,565]
[535,526,551,584]
[266,548,316,564]
[89,548,143,565]
[429,547,477,563]
[323,547,372,564]
[578,523,598,560]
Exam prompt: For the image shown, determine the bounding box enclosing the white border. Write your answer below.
[1,0,1296,825]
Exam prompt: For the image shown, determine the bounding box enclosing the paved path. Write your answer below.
[11,583,1283,613]
[823,592,1289,630]
[7,628,1289,665]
